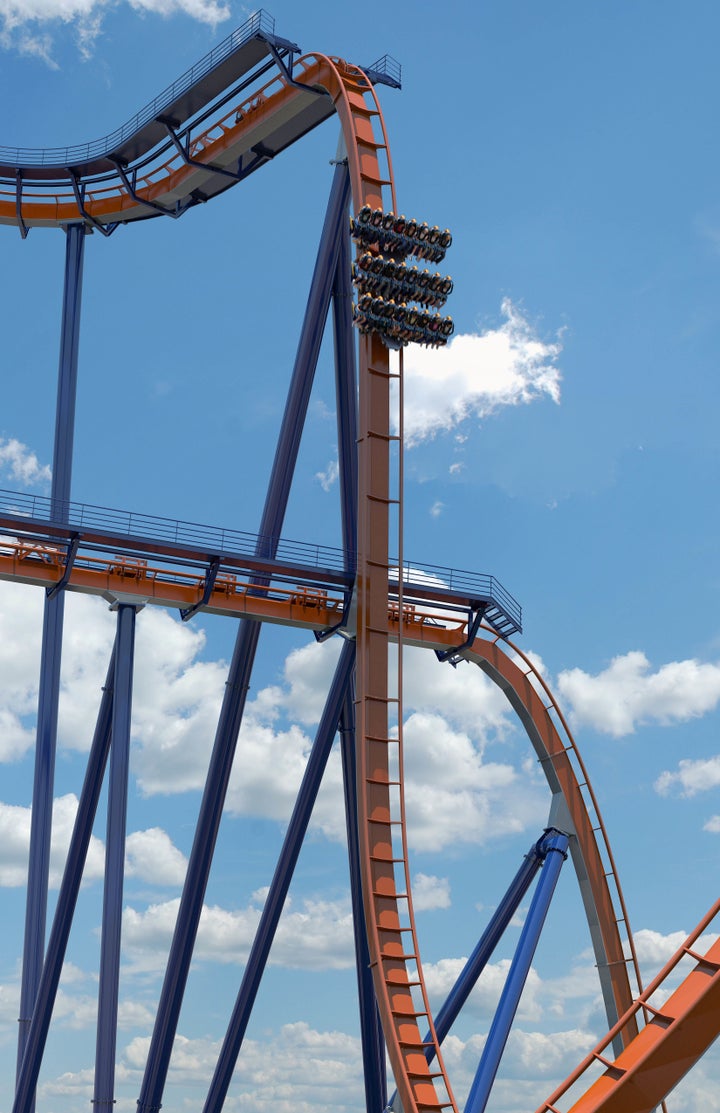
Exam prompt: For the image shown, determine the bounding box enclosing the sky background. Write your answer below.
[1,1,720,1111]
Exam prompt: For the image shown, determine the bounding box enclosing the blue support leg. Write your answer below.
[94,605,137,1109]
[17,223,85,1090]
[136,161,352,1113]
[464,829,570,1113]
[340,683,388,1113]
[201,640,356,1113]
[429,839,545,1057]
[13,644,116,1113]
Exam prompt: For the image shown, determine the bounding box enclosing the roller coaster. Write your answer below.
[3,11,719,1112]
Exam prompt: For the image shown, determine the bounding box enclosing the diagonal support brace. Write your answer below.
[15,171,29,239]
[159,117,244,182]
[109,158,178,218]
[180,556,221,621]
[435,601,487,665]
[46,534,80,600]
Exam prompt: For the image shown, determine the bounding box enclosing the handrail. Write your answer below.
[0,488,520,621]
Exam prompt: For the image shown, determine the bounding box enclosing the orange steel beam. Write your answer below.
[537,899,720,1113]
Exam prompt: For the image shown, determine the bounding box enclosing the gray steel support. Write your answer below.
[94,605,137,1108]
[136,161,351,1113]
[17,223,85,1091]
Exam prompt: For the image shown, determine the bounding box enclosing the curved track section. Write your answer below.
[461,633,641,1040]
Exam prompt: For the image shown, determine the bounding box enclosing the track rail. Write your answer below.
[536,898,720,1113]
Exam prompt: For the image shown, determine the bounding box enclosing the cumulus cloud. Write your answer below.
[398,299,561,446]
[41,1022,366,1113]
[0,437,51,487]
[0,792,187,893]
[557,650,720,737]
[315,458,339,492]
[0,0,230,62]
[125,827,188,886]
[655,756,720,798]
[122,892,355,973]
[0,793,105,887]
[412,872,451,911]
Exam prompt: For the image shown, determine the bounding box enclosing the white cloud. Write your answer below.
[430,500,444,518]
[315,458,339,492]
[403,711,546,852]
[0,792,187,894]
[0,793,105,887]
[0,437,51,486]
[704,815,720,832]
[557,650,720,737]
[0,583,43,760]
[125,827,187,886]
[0,0,231,62]
[412,872,451,911]
[655,756,720,798]
[122,893,355,973]
[398,299,561,446]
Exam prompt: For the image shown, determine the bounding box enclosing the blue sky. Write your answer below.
[1,1,720,1111]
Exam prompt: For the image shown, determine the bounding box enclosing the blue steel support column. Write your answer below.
[427,839,545,1060]
[17,222,86,1084]
[13,645,116,1113]
[340,683,387,1113]
[94,605,137,1109]
[202,639,356,1113]
[464,830,570,1113]
[137,160,351,1113]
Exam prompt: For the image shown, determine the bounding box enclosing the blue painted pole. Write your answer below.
[202,640,356,1113]
[428,840,545,1059]
[464,830,570,1113]
[340,683,388,1113]
[136,162,351,1113]
[17,223,85,1090]
[13,644,115,1113]
[94,605,137,1109]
